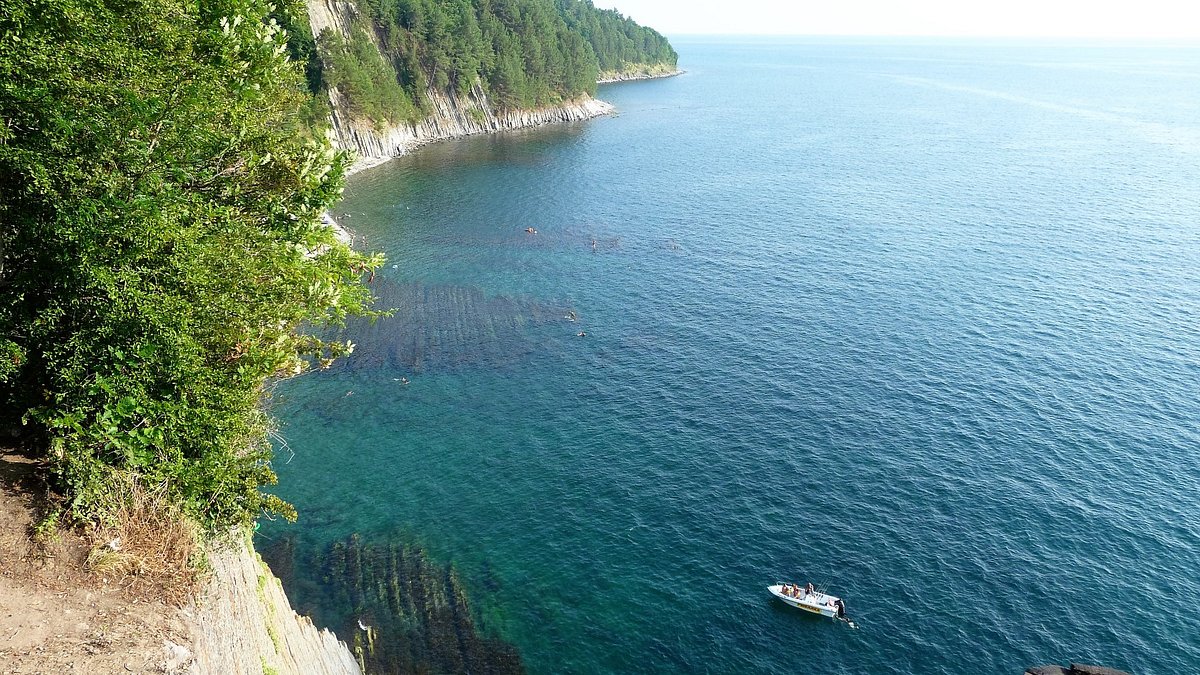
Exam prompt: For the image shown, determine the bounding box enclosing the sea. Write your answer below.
[262,37,1200,674]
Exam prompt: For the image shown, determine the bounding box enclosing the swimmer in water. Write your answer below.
[566,311,577,322]
[577,331,587,337]
[525,227,537,234]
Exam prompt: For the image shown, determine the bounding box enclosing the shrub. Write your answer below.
[0,0,383,530]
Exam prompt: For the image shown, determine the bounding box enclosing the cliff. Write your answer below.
[0,446,359,675]
[329,85,614,175]
[186,539,362,675]
[306,0,615,175]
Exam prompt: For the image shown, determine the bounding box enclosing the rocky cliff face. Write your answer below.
[305,0,615,174]
[186,541,361,675]
[329,87,614,173]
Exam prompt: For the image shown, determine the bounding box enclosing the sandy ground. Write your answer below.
[0,447,191,674]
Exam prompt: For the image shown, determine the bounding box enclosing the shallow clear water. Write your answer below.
[263,38,1200,673]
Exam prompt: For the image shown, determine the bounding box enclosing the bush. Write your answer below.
[0,0,383,530]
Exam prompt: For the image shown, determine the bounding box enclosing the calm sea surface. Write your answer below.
[263,38,1200,673]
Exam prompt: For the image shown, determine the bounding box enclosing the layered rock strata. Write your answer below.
[186,542,361,675]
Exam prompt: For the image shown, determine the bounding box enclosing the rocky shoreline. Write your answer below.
[337,88,615,176]
[332,65,684,176]
[598,67,684,84]
[305,0,622,177]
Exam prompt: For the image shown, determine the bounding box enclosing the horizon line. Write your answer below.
[664,32,1200,43]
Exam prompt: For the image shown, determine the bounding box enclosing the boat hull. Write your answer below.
[768,585,840,618]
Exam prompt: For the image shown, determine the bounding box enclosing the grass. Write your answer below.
[29,510,63,561]
[83,477,202,605]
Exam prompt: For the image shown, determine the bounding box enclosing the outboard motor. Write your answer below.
[836,599,846,618]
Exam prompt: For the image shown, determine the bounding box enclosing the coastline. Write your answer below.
[338,66,683,177]
[597,67,685,84]
[0,447,359,674]
[339,93,616,177]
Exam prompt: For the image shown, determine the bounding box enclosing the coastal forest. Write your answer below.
[306,0,678,125]
[0,0,674,534]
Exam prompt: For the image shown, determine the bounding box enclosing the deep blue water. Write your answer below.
[263,38,1200,673]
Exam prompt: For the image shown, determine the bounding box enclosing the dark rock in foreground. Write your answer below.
[1025,663,1131,675]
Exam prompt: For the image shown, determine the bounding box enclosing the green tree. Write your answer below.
[0,0,383,529]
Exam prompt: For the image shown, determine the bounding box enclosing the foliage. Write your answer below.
[556,0,677,74]
[271,0,324,95]
[0,338,22,384]
[0,0,383,530]
[30,510,61,545]
[318,27,421,128]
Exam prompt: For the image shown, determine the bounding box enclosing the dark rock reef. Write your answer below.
[264,533,523,674]
[1025,663,1131,675]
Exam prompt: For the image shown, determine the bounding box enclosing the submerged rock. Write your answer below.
[1024,664,1131,675]
[263,533,524,675]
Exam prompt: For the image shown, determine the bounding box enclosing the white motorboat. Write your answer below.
[768,583,848,620]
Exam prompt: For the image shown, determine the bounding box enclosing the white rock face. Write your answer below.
[328,86,615,174]
[185,542,361,675]
[306,0,362,43]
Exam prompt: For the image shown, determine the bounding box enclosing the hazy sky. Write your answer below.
[591,0,1200,39]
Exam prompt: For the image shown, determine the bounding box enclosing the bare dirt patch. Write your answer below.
[0,447,191,674]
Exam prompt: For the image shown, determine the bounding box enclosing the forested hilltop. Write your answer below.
[300,0,678,126]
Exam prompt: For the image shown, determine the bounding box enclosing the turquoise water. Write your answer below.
[263,39,1200,673]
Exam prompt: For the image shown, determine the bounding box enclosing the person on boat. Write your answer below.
[805,582,815,596]
[782,584,792,597]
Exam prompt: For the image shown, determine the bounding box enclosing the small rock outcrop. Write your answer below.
[598,65,683,83]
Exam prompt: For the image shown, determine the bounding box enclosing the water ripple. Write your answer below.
[267,39,1200,675]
